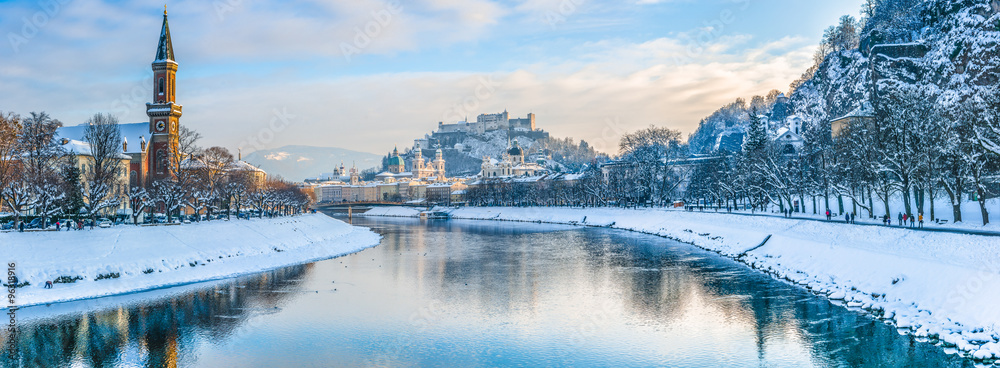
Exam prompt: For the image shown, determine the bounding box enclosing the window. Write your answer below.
[156,149,166,173]
[158,78,165,95]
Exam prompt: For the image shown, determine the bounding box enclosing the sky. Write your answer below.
[0,0,864,155]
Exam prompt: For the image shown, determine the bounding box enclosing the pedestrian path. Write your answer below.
[684,208,1000,237]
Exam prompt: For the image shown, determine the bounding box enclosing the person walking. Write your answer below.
[898,212,903,227]
[850,212,856,224]
[918,213,924,228]
[910,215,916,228]
[845,213,850,223]
[826,209,831,221]
[18,221,24,232]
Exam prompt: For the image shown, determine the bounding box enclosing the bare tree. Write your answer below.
[150,179,187,223]
[127,187,151,225]
[19,112,64,228]
[82,113,126,222]
[0,112,22,226]
[179,126,203,158]
[201,146,234,219]
[223,170,251,219]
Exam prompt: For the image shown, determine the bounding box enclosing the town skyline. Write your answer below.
[1,0,863,155]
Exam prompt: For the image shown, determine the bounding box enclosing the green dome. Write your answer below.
[388,156,405,166]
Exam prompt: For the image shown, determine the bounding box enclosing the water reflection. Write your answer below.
[1,266,312,368]
[0,216,974,368]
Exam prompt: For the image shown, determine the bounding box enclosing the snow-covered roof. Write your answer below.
[60,139,132,159]
[831,102,874,122]
[180,157,208,170]
[772,127,804,143]
[61,139,93,156]
[57,122,151,155]
[227,160,265,173]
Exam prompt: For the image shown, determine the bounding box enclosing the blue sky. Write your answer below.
[0,0,863,155]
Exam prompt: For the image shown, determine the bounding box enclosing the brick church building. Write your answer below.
[144,7,183,185]
[55,8,181,190]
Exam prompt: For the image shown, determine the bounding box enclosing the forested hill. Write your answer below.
[687,0,1000,154]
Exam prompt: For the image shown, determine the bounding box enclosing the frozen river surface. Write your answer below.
[0,216,973,367]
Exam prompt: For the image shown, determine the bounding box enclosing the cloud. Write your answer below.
[169,34,814,155]
[0,0,818,157]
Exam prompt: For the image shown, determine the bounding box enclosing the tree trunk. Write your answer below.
[824,189,830,214]
[882,192,891,218]
[928,186,935,221]
[978,187,989,225]
[902,179,913,216]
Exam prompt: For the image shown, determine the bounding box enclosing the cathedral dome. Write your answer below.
[388,155,404,166]
[507,141,523,156]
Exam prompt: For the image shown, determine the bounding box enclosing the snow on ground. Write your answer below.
[367,206,1000,362]
[1,214,380,309]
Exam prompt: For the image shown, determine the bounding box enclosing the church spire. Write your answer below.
[155,7,175,62]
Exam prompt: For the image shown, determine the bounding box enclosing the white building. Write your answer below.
[480,140,547,178]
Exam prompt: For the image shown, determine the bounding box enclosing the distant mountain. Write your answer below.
[242,145,382,181]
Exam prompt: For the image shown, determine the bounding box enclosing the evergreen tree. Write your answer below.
[744,107,769,154]
[59,153,85,218]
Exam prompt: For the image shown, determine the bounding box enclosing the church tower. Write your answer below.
[146,7,183,180]
[433,148,446,181]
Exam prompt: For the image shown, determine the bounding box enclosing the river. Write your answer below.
[0,216,974,367]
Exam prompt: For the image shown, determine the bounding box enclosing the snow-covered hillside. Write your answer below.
[687,0,999,155]
[1,214,380,308]
[364,206,1000,362]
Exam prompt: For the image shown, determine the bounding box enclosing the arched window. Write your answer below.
[158,78,165,95]
[156,149,166,173]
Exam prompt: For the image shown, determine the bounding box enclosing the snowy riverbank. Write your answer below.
[2,214,380,309]
[364,206,1000,362]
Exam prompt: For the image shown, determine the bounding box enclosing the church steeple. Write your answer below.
[155,7,175,62]
[147,6,183,181]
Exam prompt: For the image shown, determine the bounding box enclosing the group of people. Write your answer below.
[879,213,923,228]
[17,219,90,232]
[822,209,858,224]
[816,208,924,229]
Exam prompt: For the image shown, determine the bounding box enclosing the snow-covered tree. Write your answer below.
[127,187,151,225]
[82,113,126,222]
[19,111,64,228]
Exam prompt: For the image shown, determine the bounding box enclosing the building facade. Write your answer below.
[480,140,547,178]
